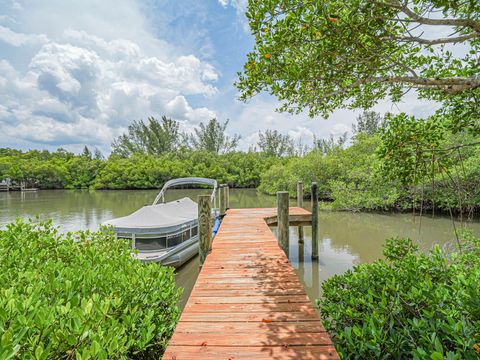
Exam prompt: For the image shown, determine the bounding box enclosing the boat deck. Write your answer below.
[163,207,339,359]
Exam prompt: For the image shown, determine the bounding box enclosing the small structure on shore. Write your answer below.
[0,179,38,192]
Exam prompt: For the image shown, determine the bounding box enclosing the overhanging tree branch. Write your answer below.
[313,76,480,101]
[400,5,480,33]
[392,33,478,45]
[238,0,480,120]
[377,0,480,33]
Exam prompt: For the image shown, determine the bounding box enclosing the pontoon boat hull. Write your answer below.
[136,235,199,267]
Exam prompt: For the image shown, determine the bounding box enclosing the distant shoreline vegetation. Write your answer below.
[1,114,479,216]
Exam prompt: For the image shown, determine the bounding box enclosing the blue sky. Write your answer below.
[0,0,439,153]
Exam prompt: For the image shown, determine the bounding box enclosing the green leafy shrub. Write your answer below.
[258,133,404,210]
[0,220,181,359]
[319,237,480,359]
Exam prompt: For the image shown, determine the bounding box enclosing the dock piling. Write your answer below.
[219,184,227,216]
[311,182,319,259]
[297,181,304,244]
[276,191,289,256]
[225,185,229,209]
[297,181,303,208]
[198,194,212,266]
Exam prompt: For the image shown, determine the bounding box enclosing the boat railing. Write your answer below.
[152,177,218,206]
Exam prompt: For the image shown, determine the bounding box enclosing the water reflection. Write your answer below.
[280,211,480,303]
[0,188,276,231]
[175,255,201,309]
[0,189,157,232]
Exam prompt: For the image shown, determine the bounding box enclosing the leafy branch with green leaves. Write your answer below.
[237,0,480,126]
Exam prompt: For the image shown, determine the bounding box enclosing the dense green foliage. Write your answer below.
[0,220,181,359]
[2,123,479,213]
[2,116,479,214]
[93,151,280,189]
[259,126,480,213]
[319,236,480,359]
[259,133,400,210]
[0,148,281,190]
[1,106,478,214]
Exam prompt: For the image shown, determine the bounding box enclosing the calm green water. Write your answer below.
[1,189,479,308]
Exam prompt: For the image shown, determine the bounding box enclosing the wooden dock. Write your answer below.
[163,207,339,360]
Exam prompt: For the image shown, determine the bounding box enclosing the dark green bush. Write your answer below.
[258,134,403,210]
[319,237,480,359]
[0,220,181,359]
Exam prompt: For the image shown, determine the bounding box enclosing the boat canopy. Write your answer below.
[104,197,197,234]
[152,177,218,205]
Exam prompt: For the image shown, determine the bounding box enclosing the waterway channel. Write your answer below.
[2,188,479,308]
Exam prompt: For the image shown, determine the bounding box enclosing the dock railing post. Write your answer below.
[311,182,319,259]
[219,184,226,216]
[198,194,212,266]
[277,191,289,256]
[297,181,304,244]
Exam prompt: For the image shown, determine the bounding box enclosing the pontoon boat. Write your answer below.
[104,177,219,267]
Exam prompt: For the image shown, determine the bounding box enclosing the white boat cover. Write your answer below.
[104,197,197,234]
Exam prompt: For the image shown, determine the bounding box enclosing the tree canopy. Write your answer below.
[111,116,182,157]
[257,129,294,156]
[237,0,479,133]
[353,111,385,136]
[189,118,240,154]
[111,117,241,156]
[313,132,348,154]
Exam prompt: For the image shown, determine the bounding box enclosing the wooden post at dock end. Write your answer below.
[225,185,230,209]
[297,181,304,244]
[311,182,319,259]
[297,181,304,208]
[198,194,212,266]
[219,184,227,216]
[277,191,289,256]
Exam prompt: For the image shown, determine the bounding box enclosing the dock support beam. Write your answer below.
[276,191,289,256]
[198,194,212,266]
[311,182,318,259]
[297,181,304,244]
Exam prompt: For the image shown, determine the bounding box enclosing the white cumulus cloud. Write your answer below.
[0,25,48,46]
[0,0,219,152]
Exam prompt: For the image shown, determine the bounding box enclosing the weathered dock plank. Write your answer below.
[163,207,339,360]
